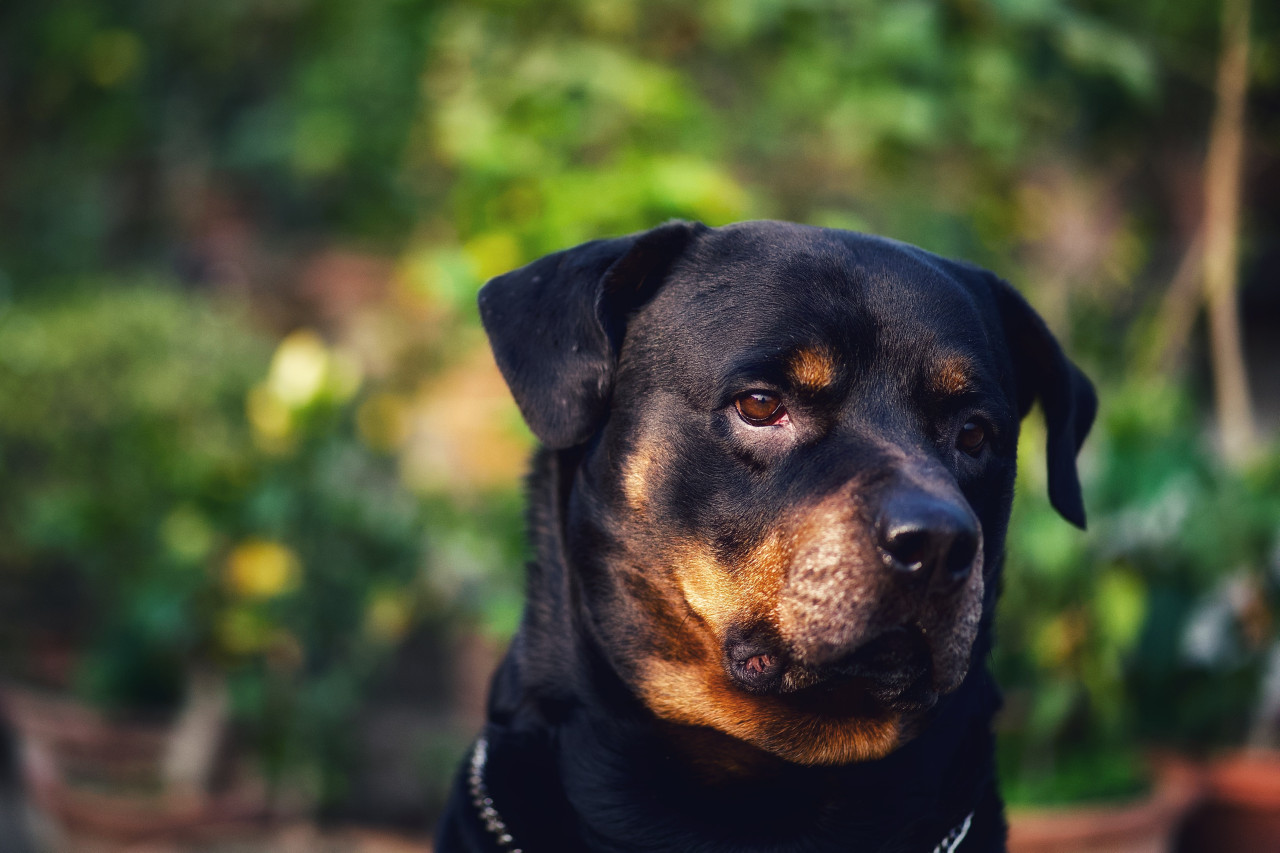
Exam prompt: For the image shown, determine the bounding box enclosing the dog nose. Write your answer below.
[876,494,979,586]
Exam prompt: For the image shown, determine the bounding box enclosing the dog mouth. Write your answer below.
[726,625,939,713]
[816,626,939,711]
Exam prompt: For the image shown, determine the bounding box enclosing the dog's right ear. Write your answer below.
[986,275,1097,529]
[478,220,706,449]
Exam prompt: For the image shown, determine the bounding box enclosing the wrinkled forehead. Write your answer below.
[624,226,996,393]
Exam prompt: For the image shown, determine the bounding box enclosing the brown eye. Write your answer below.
[957,420,987,456]
[735,392,786,426]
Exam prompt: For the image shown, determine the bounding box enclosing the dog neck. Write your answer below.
[479,663,1001,852]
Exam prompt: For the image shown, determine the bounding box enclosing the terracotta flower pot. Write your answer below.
[1008,760,1202,853]
[1,684,274,845]
[1176,751,1280,853]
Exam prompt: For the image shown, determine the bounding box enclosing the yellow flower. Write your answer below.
[267,330,330,407]
[225,539,301,600]
[365,589,413,643]
[246,382,294,446]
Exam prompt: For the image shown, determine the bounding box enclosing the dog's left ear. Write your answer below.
[985,274,1097,529]
[478,220,706,449]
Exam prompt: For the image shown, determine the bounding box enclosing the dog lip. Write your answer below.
[798,625,939,709]
[772,669,937,718]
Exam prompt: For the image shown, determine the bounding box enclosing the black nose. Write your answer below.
[876,493,979,586]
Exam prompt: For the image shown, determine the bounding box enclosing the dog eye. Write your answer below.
[735,392,786,426]
[956,420,987,456]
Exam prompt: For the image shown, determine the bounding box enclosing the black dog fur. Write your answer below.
[435,220,1095,853]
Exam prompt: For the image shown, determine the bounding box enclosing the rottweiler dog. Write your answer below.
[436,220,1095,853]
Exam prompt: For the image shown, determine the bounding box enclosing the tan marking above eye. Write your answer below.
[788,347,837,390]
[931,356,976,396]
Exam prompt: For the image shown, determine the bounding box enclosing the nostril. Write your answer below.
[943,529,979,581]
[884,528,932,572]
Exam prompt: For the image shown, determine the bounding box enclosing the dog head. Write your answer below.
[480,220,1094,766]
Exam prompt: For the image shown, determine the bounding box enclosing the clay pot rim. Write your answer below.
[1006,758,1202,845]
[1202,749,1280,808]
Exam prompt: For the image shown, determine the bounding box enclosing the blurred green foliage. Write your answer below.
[7,0,1263,296]
[413,0,1168,257]
[1,0,1279,816]
[0,0,437,285]
[997,383,1280,804]
[0,287,430,802]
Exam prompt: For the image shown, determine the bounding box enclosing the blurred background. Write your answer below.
[0,0,1278,850]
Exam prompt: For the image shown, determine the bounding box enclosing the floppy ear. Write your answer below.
[988,275,1097,529]
[477,220,706,449]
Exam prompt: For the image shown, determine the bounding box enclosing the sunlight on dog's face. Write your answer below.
[567,229,1018,766]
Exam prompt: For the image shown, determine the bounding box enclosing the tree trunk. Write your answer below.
[1148,228,1203,376]
[162,665,229,801]
[1202,0,1256,466]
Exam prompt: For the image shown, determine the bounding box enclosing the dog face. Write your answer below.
[480,221,1094,767]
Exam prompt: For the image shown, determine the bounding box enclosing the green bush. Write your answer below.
[0,283,429,801]
[995,379,1280,805]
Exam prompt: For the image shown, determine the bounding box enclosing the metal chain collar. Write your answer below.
[468,736,523,853]
[930,810,973,853]
[468,736,975,853]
